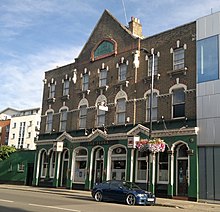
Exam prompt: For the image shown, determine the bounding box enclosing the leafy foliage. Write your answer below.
[0,145,16,161]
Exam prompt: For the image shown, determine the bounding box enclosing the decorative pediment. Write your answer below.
[127,124,150,136]
[56,131,73,142]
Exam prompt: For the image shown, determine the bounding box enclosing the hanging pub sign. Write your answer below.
[53,141,63,152]
[127,136,140,148]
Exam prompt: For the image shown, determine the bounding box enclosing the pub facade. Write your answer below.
[34,10,198,200]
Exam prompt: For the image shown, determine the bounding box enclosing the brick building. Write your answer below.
[0,119,10,146]
[34,10,198,200]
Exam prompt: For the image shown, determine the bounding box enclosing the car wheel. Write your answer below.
[94,191,103,202]
[126,194,136,205]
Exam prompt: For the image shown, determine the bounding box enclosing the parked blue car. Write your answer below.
[91,180,156,206]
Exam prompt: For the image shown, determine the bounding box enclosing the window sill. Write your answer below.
[61,95,70,100]
[47,98,56,103]
[115,80,129,88]
[167,67,188,77]
[143,74,160,83]
[80,89,90,95]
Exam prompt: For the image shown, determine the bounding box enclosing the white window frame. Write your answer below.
[173,48,184,71]
[110,145,127,181]
[116,98,126,125]
[172,88,185,119]
[63,80,70,96]
[146,92,158,122]
[49,151,56,178]
[97,108,105,127]
[49,83,55,98]
[59,108,68,132]
[135,151,148,183]
[41,151,48,178]
[17,162,25,172]
[73,148,88,183]
[99,69,107,87]
[82,74,89,91]
[46,112,53,132]
[148,56,158,76]
[118,63,127,81]
[79,105,87,129]
[157,151,169,184]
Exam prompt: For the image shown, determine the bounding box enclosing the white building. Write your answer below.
[0,107,19,120]
[8,108,41,150]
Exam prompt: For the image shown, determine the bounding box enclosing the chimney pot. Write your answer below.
[128,16,143,38]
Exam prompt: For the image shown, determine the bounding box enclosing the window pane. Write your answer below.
[82,74,89,91]
[146,93,157,121]
[99,69,107,87]
[197,35,219,83]
[79,106,87,128]
[46,112,53,132]
[119,64,127,81]
[174,48,184,70]
[173,89,185,104]
[173,104,185,118]
[60,110,67,131]
[158,151,168,182]
[117,113,125,124]
[49,84,55,98]
[117,99,126,111]
[137,160,147,180]
[97,109,105,127]
[63,80,69,96]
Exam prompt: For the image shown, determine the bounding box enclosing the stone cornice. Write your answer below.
[36,125,198,145]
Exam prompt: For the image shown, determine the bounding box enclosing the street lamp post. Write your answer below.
[149,48,155,140]
[141,48,155,192]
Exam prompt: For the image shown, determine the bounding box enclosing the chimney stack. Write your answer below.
[128,17,143,38]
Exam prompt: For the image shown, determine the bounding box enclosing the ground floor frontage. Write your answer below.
[199,146,220,201]
[33,124,198,201]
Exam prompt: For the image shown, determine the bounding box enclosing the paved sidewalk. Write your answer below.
[0,184,220,211]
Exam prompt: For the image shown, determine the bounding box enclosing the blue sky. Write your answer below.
[1,0,220,112]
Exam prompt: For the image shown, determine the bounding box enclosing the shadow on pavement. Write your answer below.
[0,206,28,212]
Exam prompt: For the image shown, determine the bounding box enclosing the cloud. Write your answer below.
[0,45,81,111]
[125,0,220,35]
[0,0,98,40]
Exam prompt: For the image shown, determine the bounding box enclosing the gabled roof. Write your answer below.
[0,107,19,116]
[77,9,138,59]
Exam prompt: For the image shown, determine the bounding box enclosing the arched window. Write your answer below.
[41,150,48,178]
[78,98,89,129]
[115,90,127,125]
[145,89,159,122]
[172,88,185,118]
[59,107,68,131]
[49,151,56,178]
[136,151,148,182]
[157,146,169,183]
[110,146,127,180]
[45,109,54,133]
[73,148,88,183]
[96,95,107,127]
[116,98,126,125]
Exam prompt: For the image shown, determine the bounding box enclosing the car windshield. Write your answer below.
[122,181,141,190]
